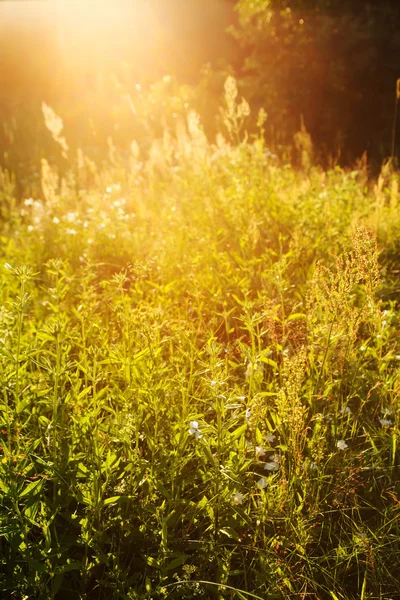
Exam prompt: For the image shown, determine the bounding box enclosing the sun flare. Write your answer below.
[53,0,161,73]
[55,0,125,30]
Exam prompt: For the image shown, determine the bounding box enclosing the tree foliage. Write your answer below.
[231,0,400,164]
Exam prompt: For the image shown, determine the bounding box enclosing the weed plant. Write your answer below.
[0,80,399,599]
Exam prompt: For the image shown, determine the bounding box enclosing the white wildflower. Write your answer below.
[379,418,392,427]
[245,408,251,425]
[255,446,266,458]
[264,460,279,472]
[188,420,202,440]
[265,432,276,444]
[269,454,281,463]
[257,477,269,489]
[231,491,246,505]
[52,216,60,224]
[66,212,77,223]
[337,440,348,451]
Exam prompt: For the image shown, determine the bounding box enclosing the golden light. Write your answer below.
[0,0,234,110]
[51,0,168,87]
[55,0,150,35]
[54,0,159,58]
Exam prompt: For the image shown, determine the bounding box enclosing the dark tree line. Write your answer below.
[228,0,400,164]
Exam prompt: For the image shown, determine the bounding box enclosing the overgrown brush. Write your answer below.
[0,80,399,599]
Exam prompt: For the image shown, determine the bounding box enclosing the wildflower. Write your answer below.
[24,198,34,206]
[264,460,279,472]
[337,440,348,451]
[257,477,269,489]
[245,408,251,425]
[4,263,12,270]
[265,432,276,444]
[255,446,266,458]
[379,418,392,427]
[339,406,352,416]
[106,184,121,194]
[231,491,246,505]
[269,453,280,463]
[188,421,202,439]
[66,212,77,223]
[66,228,77,235]
[53,216,60,224]
[211,381,217,387]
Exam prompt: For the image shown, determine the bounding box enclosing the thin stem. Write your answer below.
[15,277,24,404]
[391,95,398,161]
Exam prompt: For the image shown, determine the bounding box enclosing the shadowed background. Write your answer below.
[1,0,400,178]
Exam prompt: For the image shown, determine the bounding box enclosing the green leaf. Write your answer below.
[19,479,43,498]
[163,554,189,571]
[391,432,397,467]
[230,424,247,442]
[51,573,64,596]
[287,312,306,321]
[78,386,92,400]
[0,480,9,494]
[255,427,263,445]
[259,357,278,369]
[103,495,121,506]
[16,397,30,414]
[27,558,48,573]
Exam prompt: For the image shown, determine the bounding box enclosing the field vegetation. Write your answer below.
[0,78,400,599]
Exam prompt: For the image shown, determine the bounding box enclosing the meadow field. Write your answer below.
[0,81,399,599]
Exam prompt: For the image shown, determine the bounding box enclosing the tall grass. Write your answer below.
[0,81,399,599]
